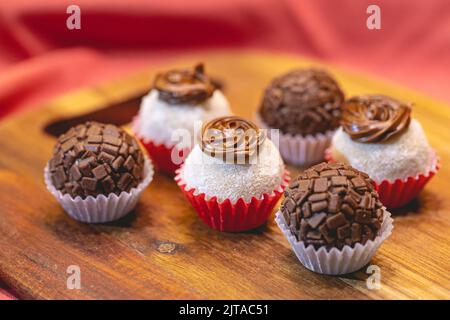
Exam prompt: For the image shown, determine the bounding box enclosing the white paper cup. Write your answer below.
[44,156,154,223]
[275,208,393,275]
[255,114,334,166]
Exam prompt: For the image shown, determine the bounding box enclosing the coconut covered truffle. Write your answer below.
[181,116,284,202]
[331,95,432,182]
[48,122,145,198]
[137,64,231,147]
[281,162,384,250]
[259,68,344,136]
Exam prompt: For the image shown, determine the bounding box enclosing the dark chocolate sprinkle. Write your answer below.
[281,162,383,250]
[259,68,344,135]
[48,122,145,199]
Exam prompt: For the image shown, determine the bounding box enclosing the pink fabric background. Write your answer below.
[0,0,449,299]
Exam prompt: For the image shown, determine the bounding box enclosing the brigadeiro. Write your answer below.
[275,162,393,275]
[133,63,231,175]
[175,116,290,232]
[257,68,344,166]
[44,122,154,223]
[326,94,439,208]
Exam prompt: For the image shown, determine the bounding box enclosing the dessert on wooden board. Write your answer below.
[41,63,440,279]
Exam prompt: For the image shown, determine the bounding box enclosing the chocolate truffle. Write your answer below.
[331,94,433,182]
[281,162,384,249]
[136,63,231,148]
[181,116,285,202]
[259,68,344,136]
[48,122,145,198]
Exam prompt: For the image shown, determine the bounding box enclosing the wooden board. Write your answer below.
[0,51,449,300]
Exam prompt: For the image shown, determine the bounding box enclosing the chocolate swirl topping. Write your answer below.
[201,116,266,163]
[342,95,412,143]
[154,63,215,105]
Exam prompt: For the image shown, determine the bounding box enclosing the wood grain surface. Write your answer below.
[0,51,449,300]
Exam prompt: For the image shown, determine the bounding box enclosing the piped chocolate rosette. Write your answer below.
[342,95,412,143]
[154,63,215,105]
[201,116,266,164]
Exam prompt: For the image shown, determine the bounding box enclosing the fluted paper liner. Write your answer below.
[255,114,333,166]
[44,157,154,223]
[275,209,393,275]
[175,168,290,232]
[325,148,439,209]
[132,117,189,175]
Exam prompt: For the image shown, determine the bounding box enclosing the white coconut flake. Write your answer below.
[182,139,285,203]
[331,119,432,182]
[137,89,231,147]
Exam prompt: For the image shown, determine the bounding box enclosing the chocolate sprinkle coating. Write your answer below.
[281,162,384,250]
[259,68,344,135]
[48,122,145,199]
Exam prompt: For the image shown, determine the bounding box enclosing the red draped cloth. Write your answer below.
[0,0,449,298]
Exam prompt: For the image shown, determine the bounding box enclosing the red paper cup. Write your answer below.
[138,139,188,175]
[132,117,189,175]
[175,168,290,232]
[324,148,335,163]
[325,148,439,209]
